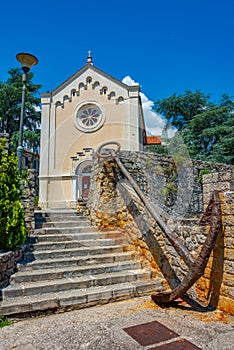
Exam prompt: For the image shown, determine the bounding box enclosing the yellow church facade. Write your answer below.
[39,53,146,208]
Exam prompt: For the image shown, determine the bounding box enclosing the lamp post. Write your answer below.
[16,52,38,173]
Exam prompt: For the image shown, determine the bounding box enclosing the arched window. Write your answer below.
[75,160,93,176]
[63,95,70,103]
[86,76,92,84]
[55,101,62,108]
[71,89,77,97]
[79,82,85,90]
[92,81,100,89]
[108,91,115,100]
[82,165,92,174]
[100,86,108,95]
[117,96,124,104]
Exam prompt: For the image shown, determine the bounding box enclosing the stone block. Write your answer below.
[218,171,234,182]
[31,298,59,311]
[222,272,234,287]
[220,285,234,299]
[224,234,234,249]
[217,295,234,315]
[112,285,135,299]
[87,290,112,303]
[59,294,86,308]
[222,215,234,226]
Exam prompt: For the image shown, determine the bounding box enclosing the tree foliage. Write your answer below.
[154,90,234,164]
[0,138,26,251]
[0,68,41,152]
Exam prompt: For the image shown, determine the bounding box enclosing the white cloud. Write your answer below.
[122,75,139,87]
[122,75,174,136]
[33,104,41,112]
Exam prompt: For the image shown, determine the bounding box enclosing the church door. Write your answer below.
[82,175,90,199]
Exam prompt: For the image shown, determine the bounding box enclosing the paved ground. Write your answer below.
[0,296,233,350]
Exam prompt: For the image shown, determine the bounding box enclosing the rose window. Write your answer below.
[79,107,101,126]
[75,103,104,132]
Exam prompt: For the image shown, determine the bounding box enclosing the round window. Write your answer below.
[74,102,104,132]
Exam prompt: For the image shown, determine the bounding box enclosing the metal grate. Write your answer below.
[148,338,202,349]
[123,320,179,346]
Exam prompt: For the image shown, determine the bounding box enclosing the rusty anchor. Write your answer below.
[96,141,222,304]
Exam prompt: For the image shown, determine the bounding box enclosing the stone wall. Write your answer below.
[196,170,234,314]
[119,151,232,217]
[87,157,166,289]
[87,152,234,314]
[0,246,28,290]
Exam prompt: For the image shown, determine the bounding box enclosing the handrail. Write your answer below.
[96,142,222,304]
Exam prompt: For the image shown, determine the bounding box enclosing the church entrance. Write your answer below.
[82,175,91,198]
[75,160,92,200]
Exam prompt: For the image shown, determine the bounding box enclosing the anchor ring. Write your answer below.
[96,141,121,159]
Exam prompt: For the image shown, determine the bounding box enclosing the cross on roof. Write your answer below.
[86,50,93,65]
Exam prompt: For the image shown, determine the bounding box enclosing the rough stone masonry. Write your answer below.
[87,151,234,315]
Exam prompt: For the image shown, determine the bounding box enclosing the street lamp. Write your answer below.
[16,52,38,173]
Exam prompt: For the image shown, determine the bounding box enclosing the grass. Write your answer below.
[0,315,13,328]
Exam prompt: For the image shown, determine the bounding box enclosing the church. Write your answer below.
[39,52,149,208]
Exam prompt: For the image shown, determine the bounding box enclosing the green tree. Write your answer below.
[154,91,234,164]
[154,90,212,130]
[147,144,168,154]
[0,138,26,251]
[0,68,41,152]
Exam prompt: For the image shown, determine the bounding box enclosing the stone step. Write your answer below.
[32,238,116,250]
[35,216,88,225]
[2,269,151,298]
[11,261,141,283]
[35,210,82,220]
[0,210,157,317]
[36,220,91,229]
[24,245,123,260]
[31,232,101,243]
[34,210,87,218]
[0,280,158,316]
[34,227,97,235]
[17,252,134,271]
[35,209,79,215]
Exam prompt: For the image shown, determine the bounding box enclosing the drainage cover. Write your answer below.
[148,338,202,350]
[123,320,179,346]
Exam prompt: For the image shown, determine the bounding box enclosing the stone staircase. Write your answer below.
[0,209,157,317]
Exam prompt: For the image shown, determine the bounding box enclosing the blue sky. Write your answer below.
[1,0,233,107]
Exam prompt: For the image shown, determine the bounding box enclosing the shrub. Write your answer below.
[198,169,212,183]
[0,315,13,328]
[0,138,26,251]
[34,195,39,207]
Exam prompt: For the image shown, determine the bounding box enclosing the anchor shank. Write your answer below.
[114,155,195,267]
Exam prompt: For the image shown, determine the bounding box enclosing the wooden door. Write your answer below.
[82,176,90,198]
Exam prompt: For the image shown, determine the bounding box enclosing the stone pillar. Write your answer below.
[87,157,124,228]
[198,170,234,314]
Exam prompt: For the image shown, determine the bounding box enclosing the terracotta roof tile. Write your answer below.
[146,136,161,145]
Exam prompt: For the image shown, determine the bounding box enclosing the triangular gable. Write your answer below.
[48,64,140,97]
